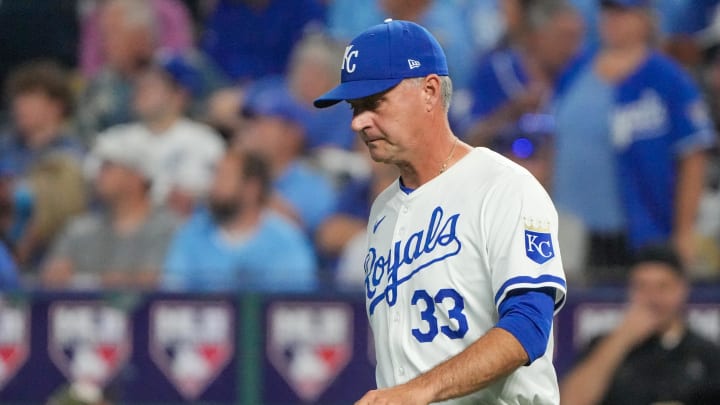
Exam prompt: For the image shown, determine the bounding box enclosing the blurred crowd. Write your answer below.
[0,0,719,292]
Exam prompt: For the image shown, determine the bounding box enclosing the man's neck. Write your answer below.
[397,126,470,189]
[145,113,181,134]
[111,194,151,234]
[659,317,686,348]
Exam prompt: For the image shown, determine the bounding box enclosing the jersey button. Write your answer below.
[402,206,409,214]
[393,313,400,322]
[398,366,405,376]
[398,227,406,236]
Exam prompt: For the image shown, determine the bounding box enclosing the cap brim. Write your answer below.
[313,78,403,108]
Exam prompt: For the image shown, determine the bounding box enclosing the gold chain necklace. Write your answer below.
[439,137,458,174]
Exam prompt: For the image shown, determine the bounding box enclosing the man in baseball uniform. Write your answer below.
[314,20,567,405]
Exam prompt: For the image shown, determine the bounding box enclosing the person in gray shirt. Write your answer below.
[42,134,177,290]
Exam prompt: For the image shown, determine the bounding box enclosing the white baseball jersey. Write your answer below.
[364,147,566,404]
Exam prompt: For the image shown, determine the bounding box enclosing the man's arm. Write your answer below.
[673,149,707,264]
[355,328,528,405]
[559,303,661,405]
[356,290,555,405]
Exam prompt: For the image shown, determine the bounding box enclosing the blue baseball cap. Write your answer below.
[314,19,448,108]
[242,81,309,131]
[600,0,650,8]
[154,50,203,97]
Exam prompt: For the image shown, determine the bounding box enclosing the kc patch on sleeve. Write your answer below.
[523,218,555,264]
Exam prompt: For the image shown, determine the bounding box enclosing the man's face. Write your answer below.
[240,115,292,159]
[95,162,142,202]
[100,6,153,74]
[628,262,688,330]
[133,70,181,123]
[12,91,62,136]
[349,79,426,165]
[600,6,649,48]
[532,11,584,75]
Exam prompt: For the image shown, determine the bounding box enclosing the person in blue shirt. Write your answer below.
[238,82,337,234]
[553,0,716,271]
[460,0,584,143]
[163,151,317,292]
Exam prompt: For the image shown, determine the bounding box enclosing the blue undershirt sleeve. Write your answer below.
[495,287,556,365]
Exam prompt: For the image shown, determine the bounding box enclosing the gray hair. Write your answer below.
[525,0,576,31]
[104,0,157,37]
[409,76,453,111]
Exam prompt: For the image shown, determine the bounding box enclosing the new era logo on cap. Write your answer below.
[314,19,449,108]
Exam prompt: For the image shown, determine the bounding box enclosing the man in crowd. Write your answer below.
[99,53,225,218]
[561,244,720,405]
[163,151,317,292]
[42,135,177,289]
[238,83,336,234]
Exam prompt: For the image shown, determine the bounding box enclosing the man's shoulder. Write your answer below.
[457,147,540,189]
[170,119,223,144]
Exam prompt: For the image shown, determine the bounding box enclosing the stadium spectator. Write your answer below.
[200,0,326,82]
[237,83,337,234]
[552,0,716,275]
[163,151,317,292]
[560,244,720,405]
[42,135,177,290]
[79,0,194,79]
[76,0,157,139]
[0,61,86,269]
[460,0,583,144]
[0,61,83,179]
[327,0,475,88]
[97,54,225,218]
[287,34,355,151]
[77,0,227,140]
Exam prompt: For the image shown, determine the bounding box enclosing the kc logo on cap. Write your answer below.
[342,45,359,74]
[314,19,449,108]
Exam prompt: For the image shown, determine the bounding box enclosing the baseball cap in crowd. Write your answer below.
[599,0,651,8]
[242,81,310,130]
[154,50,203,97]
[314,19,448,108]
[89,132,155,180]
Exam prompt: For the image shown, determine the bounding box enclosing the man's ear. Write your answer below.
[423,74,442,110]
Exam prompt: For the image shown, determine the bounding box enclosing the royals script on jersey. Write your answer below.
[364,147,567,405]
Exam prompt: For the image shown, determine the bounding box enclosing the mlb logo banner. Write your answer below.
[266,302,354,403]
[149,301,234,400]
[48,302,131,387]
[0,300,29,391]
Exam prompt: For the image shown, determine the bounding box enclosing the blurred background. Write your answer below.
[0,0,719,404]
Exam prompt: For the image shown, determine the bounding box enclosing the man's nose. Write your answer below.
[351,110,371,134]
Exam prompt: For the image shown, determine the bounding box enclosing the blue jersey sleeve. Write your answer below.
[495,288,555,364]
[662,59,716,154]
